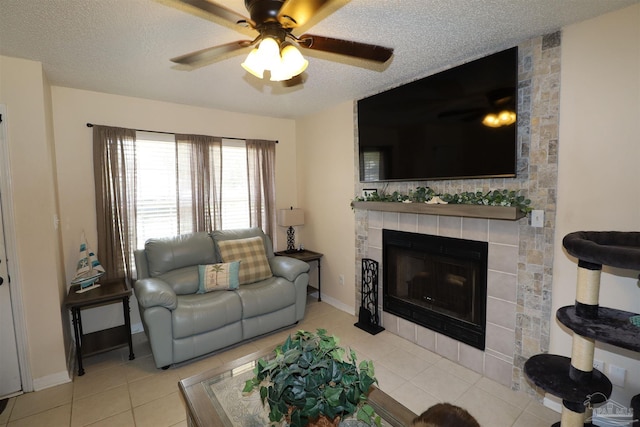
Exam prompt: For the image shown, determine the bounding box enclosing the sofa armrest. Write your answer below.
[269,256,310,282]
[134,278,178,310]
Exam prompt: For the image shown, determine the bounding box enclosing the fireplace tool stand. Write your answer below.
[355,258,385,335]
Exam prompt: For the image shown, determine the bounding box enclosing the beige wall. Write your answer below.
[0,56,68,388]
[51,87,299,333]
[296,101,357,312]
[553,3,640,404]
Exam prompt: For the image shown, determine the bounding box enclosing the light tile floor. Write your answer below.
[0,299,560,426]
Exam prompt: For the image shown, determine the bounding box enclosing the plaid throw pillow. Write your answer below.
[197,261,240,293]
[217,236,272,285]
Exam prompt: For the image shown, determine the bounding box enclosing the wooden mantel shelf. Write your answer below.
[352,201,526,221]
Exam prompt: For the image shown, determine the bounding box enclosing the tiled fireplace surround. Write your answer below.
[359,212,522,387]
[353,32,561,396]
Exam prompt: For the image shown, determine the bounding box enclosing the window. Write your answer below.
[219,140,250,230]
[135,132,251,249]
[93,125,275,283]
[360,149,386,181]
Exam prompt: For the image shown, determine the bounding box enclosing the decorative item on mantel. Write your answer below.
[243,329,381,427]
[355,259,384,335]
[353,186,532,214]
[278,206,305,253]
[351,187,533,221]
[71,232,105,293]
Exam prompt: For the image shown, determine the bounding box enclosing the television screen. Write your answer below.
[358,47,518,182]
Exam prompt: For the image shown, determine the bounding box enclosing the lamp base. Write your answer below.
[286,226,296,251]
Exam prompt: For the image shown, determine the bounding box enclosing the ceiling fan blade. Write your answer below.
[299,34,393,63]
[178,0,255,27]
[171,40,252,67]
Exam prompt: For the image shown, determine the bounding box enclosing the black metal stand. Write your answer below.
[355,258,385,335]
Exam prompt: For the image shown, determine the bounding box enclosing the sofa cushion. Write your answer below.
[156,266,199,295]
[211,227,274,258]
[172,291,242,339]
[197,261,240,293]
[217,236,272,285]
[145,232,218,277]
[235,277,296,318]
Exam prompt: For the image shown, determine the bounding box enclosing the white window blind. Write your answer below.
[362,150,384,181]
[136,132,183,248]
[220,139,250,230]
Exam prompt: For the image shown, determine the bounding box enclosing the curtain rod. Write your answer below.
[86,123,277,143]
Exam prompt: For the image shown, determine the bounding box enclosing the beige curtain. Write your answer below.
[175,134,223,232]
[246,139,276,240]
[93,125,137,284]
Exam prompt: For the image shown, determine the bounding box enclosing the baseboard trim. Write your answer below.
[131,322,144,334]
[543,396,563,413]
[312,293,355,316]
[32,371,71,391]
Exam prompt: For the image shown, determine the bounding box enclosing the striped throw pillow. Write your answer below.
[217,236,272,285]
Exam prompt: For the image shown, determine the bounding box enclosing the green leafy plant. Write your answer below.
[243,329,381,427]
[353,186,533,214]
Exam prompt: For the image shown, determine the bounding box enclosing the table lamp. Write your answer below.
[277,207,304,252]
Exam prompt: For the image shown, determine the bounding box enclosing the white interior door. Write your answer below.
[0,107,22,398]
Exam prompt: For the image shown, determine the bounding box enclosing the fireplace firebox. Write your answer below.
[383,229,488,350]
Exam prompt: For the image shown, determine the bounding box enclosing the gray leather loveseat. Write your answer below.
[134,227,310,368]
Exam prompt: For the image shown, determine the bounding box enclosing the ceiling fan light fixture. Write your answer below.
[241,48,265,78]
[482,110,516,127]
[270,44,308,81]
[242,36,286,79]
[281,44,308,74]
[242,36,308,82]
[256,37,281,70]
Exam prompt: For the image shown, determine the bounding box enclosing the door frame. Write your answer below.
[0,104,33,392]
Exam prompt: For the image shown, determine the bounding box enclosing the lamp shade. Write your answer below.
[277,208,304,227]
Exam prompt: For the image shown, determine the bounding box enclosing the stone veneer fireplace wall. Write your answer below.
[354,33,561,394]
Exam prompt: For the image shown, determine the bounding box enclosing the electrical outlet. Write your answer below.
[593,359,604,372]
[608,364,626,387]
[531,210,544,228]
[339,274,345,286]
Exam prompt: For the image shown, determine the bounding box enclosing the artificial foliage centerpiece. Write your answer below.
[353,186,533,214]
[243,329,381,427]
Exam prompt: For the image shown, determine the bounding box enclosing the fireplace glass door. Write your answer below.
[383,229,487,350]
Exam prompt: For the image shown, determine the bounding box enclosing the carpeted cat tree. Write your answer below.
[524,231,640,427]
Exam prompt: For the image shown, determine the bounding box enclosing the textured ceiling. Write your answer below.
[1,0,637,119]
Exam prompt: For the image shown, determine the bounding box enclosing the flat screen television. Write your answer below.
[358,46,518,182]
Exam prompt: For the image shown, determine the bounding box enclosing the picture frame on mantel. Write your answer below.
[362,189,377,198]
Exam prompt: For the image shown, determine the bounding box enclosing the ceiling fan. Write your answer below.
[437,88,517,127]
[170,0,394,81]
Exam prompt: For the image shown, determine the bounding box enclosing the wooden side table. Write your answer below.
[275,249,323,302]
[64,278,135,376]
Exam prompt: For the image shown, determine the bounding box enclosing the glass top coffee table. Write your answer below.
[179,348,417,427]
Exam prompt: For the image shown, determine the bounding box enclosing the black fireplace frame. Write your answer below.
[383,229,488,350]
